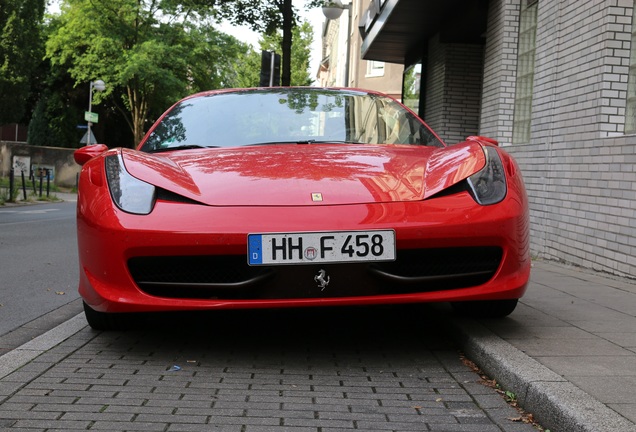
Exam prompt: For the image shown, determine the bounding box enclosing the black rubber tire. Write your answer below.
[83,301,130,330]
[450,299,518,318]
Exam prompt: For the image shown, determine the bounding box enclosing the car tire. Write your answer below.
[450,299,518,318]
[83,301,130,330]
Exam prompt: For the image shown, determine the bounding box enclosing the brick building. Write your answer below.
[332,0,635,278]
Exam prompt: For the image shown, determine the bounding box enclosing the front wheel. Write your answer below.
[83,302,131,330]
[451,299,518,318]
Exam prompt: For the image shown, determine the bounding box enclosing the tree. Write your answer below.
[27,97,53,146]
[260,20,314,86]
[0,0,46,124]
[46,0,250,146]
[234,20,314,88]
[26,59,89,147]
[232,49,262,89]
[212,0,295,86]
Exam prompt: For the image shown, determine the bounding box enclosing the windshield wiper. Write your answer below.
[147,144,218,153]
[298,140,362,144]
[247,140,361,146]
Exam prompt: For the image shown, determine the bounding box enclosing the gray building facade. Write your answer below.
[361,0,636,278]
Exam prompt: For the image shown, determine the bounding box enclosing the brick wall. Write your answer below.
[482,0,636,278]
[424,35,445,134]
[480,0,520,144]
[424,36,484,145]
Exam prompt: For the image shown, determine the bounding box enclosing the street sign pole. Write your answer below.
[87,86,94,147]
[269,50,275,87]
[86,80,106,146]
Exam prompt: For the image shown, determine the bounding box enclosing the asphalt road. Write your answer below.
[0,201,79,336]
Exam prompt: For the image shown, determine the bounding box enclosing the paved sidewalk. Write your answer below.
[0,307,542,432]
[55,192,77,203]
[446,260,636,432]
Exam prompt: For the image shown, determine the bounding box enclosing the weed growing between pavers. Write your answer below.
[459,353,551,432]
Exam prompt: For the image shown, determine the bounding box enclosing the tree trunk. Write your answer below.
[127,85,148,147]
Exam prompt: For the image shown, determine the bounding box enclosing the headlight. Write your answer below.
[466,146,507,205]
[105,154,156,214]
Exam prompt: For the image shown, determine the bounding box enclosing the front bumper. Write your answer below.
[77,189,530,313]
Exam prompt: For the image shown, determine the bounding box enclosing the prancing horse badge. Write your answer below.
[314,269,330,290]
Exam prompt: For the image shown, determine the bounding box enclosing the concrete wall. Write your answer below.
[0,142,80,188]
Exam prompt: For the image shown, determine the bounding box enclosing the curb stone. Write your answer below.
[446,315,635,432]
[0,313,87,380]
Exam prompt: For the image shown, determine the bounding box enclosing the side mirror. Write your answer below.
[74,144,108,166]
[466,136,499,146]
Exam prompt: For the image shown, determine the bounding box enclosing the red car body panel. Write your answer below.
[122,142,486,206]
[74,88,530,318]
[77,148,529,314]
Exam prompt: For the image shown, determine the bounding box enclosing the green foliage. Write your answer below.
[186,23,254,90]
[16,0,315,148]
[0,175,61,204]
[0,0,46,124]
[504,390,516,402]
[214,0,291,34]
[27,86,84,148]
[260,21,314,86]
[212,0,296,86]
[234,20,314,88]
[45,0,250,146]
[27,97,54,146]
[232,49,262,88]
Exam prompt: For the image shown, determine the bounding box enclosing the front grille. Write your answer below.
[128,255,274,297]
[369,247,503,289]
[128,247,503,300]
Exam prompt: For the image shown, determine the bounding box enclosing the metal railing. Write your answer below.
[1,169,53,203]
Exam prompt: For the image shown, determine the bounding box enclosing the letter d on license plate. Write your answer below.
[248,230,395,265]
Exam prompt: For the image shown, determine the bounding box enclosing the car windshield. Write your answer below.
[139,88,444,152]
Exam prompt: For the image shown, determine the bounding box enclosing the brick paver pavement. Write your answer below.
[0,305,538,431]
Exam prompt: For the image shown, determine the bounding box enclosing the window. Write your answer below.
[140,88,444,151]
[512,1,538,143]
[366,60,385,77]
[402,62,422,114]
[626,3,636,133]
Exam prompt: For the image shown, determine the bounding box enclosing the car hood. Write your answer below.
[122,143,486,206]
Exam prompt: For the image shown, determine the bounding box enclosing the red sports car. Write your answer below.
[74,87,530,330]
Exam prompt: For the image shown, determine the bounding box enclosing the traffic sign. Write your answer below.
[84,111,99,123]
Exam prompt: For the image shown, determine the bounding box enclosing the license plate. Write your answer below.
[248,230,396,265]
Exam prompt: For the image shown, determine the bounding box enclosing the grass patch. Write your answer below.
[0,176,61,204]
